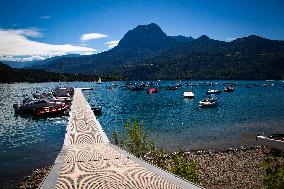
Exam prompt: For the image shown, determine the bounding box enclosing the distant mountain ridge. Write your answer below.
[29,23,284,79]
[2,54,82,68]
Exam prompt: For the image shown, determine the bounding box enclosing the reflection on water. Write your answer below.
[0,81,284,183]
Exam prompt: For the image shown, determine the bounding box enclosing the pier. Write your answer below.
[39,88,201,189]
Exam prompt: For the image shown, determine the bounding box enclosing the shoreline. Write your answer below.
[15,145,277,189]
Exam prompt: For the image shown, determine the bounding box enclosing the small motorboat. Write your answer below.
[147,88,159,94]
[147,82,154,86]
[199,97,218,107]
[110,83,118,87]
[53,87,73,102]
[130,85,145,91]
[183,90,194,98]
[91,106,102,116]
[206,89,221,95]
[167,86,178,90]
[13,98,69,117]
[224,86,234,92]
[33,92,71,104]
[256,134,284,151]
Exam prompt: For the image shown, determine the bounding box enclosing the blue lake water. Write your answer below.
[0,80,284,183]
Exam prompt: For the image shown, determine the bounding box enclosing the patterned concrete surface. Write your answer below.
[40,89,201,189]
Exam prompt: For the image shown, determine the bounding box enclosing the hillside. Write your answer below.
[0,62,123,83]
[113,35,284,80]
[29,23,284,80]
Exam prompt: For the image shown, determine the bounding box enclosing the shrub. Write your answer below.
[170,150,200,183]
[112,118,200,184]
[112,119,148,158]
[261,152,284,189]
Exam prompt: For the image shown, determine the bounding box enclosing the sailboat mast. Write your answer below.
[59,59,62,86]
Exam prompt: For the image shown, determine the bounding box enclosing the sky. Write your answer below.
[0,0,284,61]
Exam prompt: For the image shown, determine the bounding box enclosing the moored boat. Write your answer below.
[13,98,69,117]
[206,89,221,95]
[183,90,194,98]
[91,106,102,116]
[147,87,159,94]
[130,85,145,91]
[256,134,284,151]
[199,97,218,107]
[224,86,234,92]
[167,86,178,90]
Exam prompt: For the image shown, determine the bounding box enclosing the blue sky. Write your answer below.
[0,0,284,61]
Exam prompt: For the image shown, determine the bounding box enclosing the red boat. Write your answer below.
[14,99,70,117]
[36,103,70,116]
[147,87,159,93]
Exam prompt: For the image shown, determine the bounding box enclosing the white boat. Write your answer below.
[206,89,221,95]
[256,134,284,151]
[183,90,194,98]
[97,77,102,84]
[199,97,218,107]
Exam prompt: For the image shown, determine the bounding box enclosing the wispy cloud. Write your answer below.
[105,40,119,48]
[227,37,237,42]
[0,28,97,61]
[38,16,52,19]
[2,28,44,38]
[80,33,108,41]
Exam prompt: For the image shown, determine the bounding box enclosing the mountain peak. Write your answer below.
[130,23,166,36]
[116,23,170,50]
[136,23,162,30]
[196,35,210,40]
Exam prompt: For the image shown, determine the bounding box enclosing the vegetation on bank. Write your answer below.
[112,119,200,184]
[261,152,284,189]
[113,118,284,188]
[0,62,126,83]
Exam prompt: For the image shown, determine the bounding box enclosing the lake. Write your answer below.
[0,80,283,184]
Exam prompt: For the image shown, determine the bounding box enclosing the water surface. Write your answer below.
[0,80,283,183]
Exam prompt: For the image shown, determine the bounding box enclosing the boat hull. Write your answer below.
[257,135,284,151]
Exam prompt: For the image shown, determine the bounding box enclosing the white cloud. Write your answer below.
[38,16,52,19]
[3,28,43,38]
[227,37,237,42]
[0,28,97,61]
[80,33,108,41]
[105,40,119,48]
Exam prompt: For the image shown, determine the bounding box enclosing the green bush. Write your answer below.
[112,118,200,184]
[112,119,148,158]
[261,152,284,189]
[170,150,200,183]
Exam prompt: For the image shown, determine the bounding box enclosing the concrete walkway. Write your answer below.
[39,89,202,189]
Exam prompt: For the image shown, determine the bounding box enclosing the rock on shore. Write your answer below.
[185,146,269,189]
[17,166,51,189]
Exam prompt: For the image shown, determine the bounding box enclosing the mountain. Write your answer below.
[113,35,284,80]
[29,23,284,80]
[30,23,187,73]
[2,61,34,68]
[1,54,82,69]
